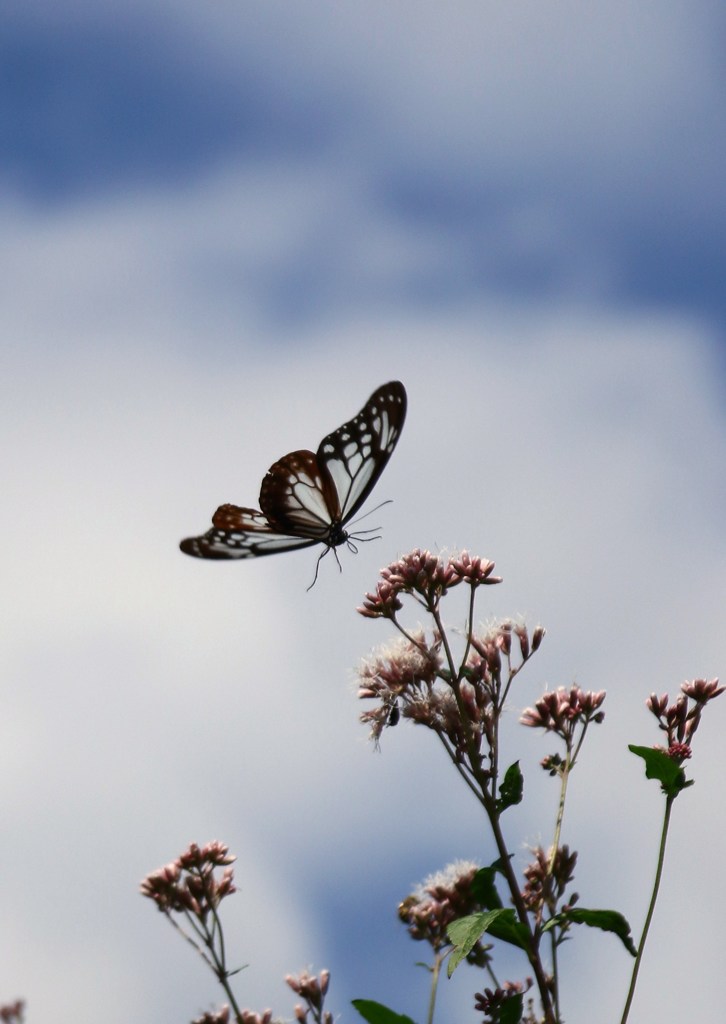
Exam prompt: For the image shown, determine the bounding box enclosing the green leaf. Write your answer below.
[351,999,417,1024]
[628,744,693,797]
[447,912,494,977]
[446,909,529,977]
[500,993,524,1024]
[471,866,503,910]
[485,910,530,950]
[497,761,524,812]
[559,907,637,957]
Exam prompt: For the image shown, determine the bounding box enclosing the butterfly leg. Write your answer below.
[306,545,335,591]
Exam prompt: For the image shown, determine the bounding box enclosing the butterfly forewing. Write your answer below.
[318,380,407,521]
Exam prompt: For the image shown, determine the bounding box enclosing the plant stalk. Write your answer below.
[619,794,675,1024]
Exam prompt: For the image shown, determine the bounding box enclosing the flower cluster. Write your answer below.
[358,613,543,764]
[357,633,443,744]
[398,861,490,966]
[141,841,236,918]
[358,548,501,618]
[285,969,332,1024]
[468,620,544,675]
[141,839,243,1007]
[474,979,533,1024]
[646,678,723,761]
[521,845,578,916]
[191,1008,233,1024]
[520,686,606,743]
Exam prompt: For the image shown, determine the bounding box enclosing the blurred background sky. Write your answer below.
[2,2,724,1022]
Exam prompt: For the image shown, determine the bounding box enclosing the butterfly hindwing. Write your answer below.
[259,450,341,536]
[318,380,407,521]
[179,505,319,559]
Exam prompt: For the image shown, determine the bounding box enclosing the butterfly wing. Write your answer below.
[317,380,407,523]
[258,450,341,537]
[179,505,319,559]
[179,380,407,562]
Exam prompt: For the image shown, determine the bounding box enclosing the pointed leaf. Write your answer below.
[628,744,693,797]
[497,761,524,812]
[485,909,530,950]
[500,993,524,1024]
[559,907,637,956]
[352,999,417,1024]
[447,911,496,976]
[471,866,503,910]
[447,909,529,977]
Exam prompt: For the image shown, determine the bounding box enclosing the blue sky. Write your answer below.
[4,2,726,330]
[2,3,725,1023]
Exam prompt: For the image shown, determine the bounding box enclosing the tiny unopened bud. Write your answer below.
[514,625,529,660]
[496,624,512,657]
[646,692,669,718]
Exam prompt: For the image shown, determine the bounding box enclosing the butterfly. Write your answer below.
[180,381,407,582]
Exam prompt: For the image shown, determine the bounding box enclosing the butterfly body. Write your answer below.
[180,381,406,567]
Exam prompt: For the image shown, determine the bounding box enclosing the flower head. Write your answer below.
[450,551,502,587]
[236,1013,274,1024]
[285,969,332,1024]
[140,841,236,917]
[383,548,458,596]
[646,678,721,756]
[357,634,442,743]
[680,677,724,704]
[357,580,403,619]
[191,1008,231,1024]
[474,979,532,1023]
[399,860,490,965]
[521,845,577,914]
[521,686,605,742]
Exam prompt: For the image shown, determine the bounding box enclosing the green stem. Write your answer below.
[459,583,478,669]
[430,606,489,783]
[619,794,675,1024]
[436,615,555,1023]
[427,951,443,1024]
[390,616,430,653]
[164,911,215,971]
[548,745,572,876]
[399,598,556,1021]
[550,923,560,1023]
[207,906,246,1021]
[544,752,571,1020]
[487,812,556,1024]
[430,605,458,681]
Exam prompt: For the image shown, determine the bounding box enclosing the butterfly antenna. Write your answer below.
[347,498,392,529]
